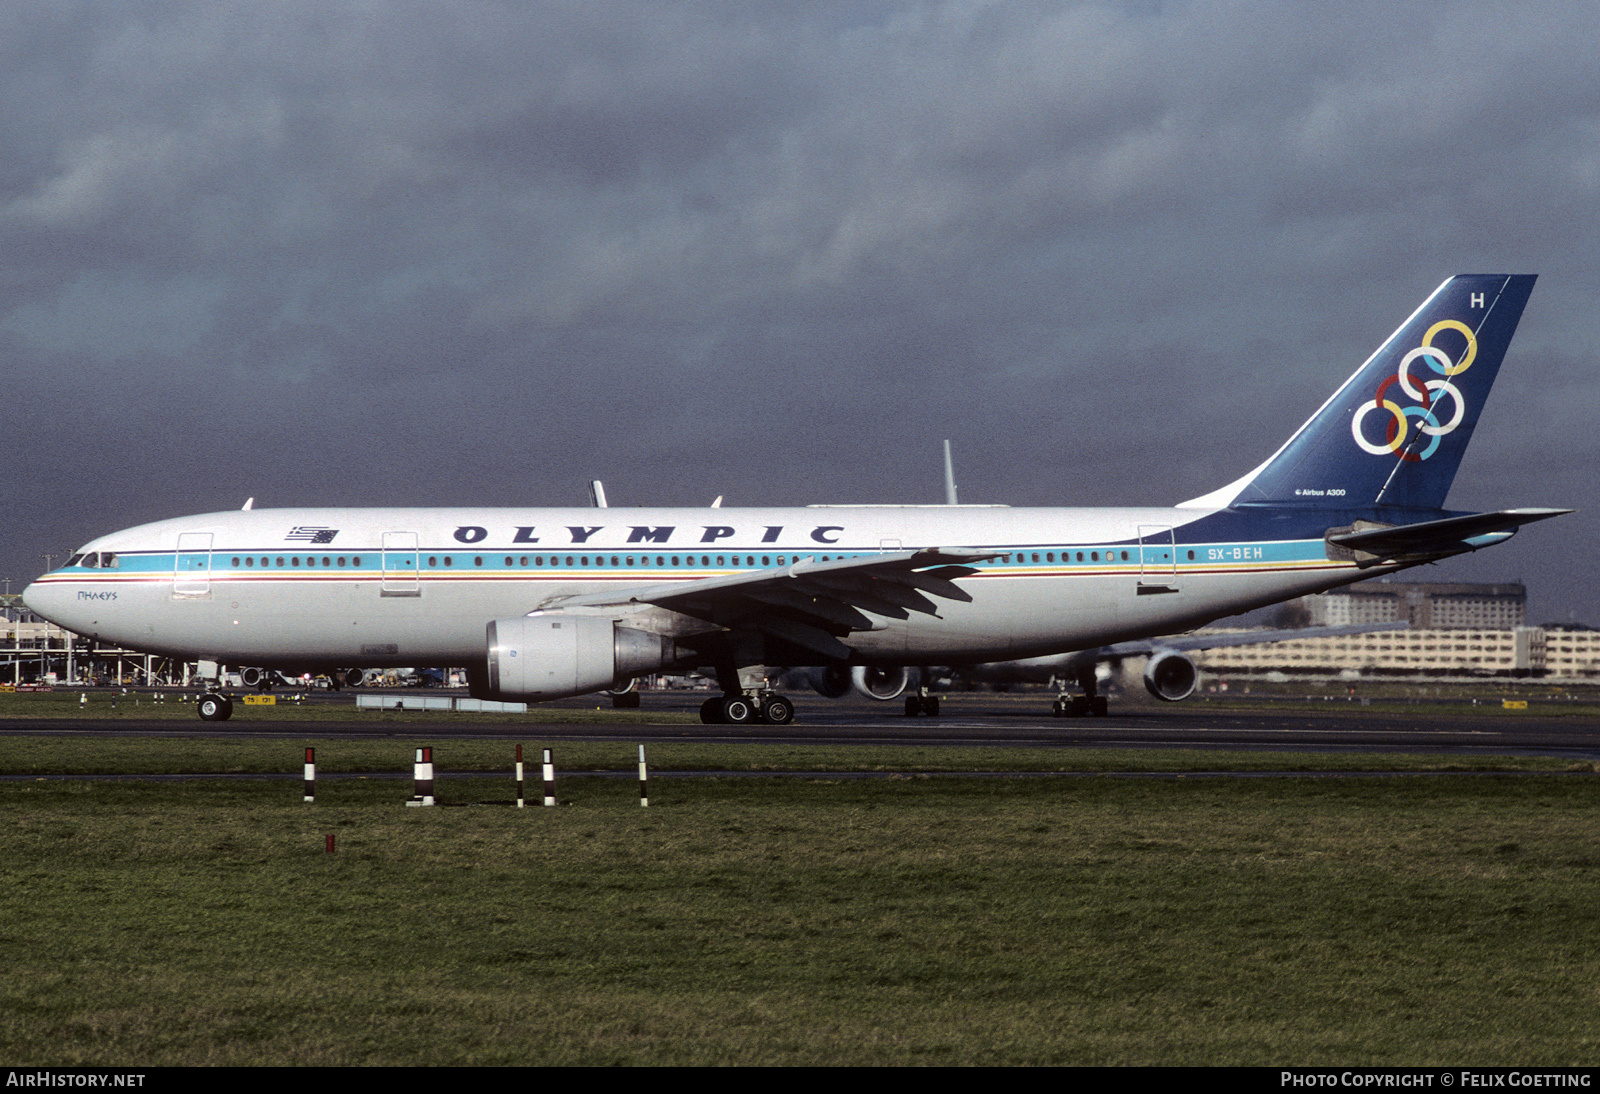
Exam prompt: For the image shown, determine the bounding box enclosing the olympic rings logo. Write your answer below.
[1351,319,1477,462]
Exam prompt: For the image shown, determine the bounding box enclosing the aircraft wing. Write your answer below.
[1098,621,1411,660]
[544,548,999,661]
[1326,508,1572,561]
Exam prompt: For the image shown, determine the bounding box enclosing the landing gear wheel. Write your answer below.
[1090,696,1109,717]
[922,695,940,717]
[1069,696,1089,717]
[761,695,795,725]
[611,691,641,709]
[699,697,725,724]
[197,693,233,722]
[721,695,756,724]
[904,695,921,717]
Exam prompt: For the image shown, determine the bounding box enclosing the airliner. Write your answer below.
[23,275,1569,724]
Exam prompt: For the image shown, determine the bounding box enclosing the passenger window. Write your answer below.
[1076,552,1084,562]
[1121,551,1129,561]
[505,556,513,567]
[1186,550,1195,560]
[276,557,285,567]
[231,557,240,567]
[445,557,453,567]
[245,557,254,567]
[1091,552,1098,561]
[428,557,437,567]
[581,556,589,566]
[761,556,770,566]
[351,557,361,567]
[611,556,620,566]
[1046,553,1054,562]
[1032,553,1040,563]
[322,557,331,566]
[338,557,347,567]
[474,557,482,567]
[292,557,301,567]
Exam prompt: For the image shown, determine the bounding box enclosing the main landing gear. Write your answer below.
[904,691,940,717]
[197,693,234,721]
[1051,669,1109,718]
[699,692,795,726]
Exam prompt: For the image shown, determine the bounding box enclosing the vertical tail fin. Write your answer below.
[1181,275,1536,511]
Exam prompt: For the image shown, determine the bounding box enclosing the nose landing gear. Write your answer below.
[197,693,233,721]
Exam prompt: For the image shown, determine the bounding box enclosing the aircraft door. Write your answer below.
[174,533,213,598]
[1137,525,1178,595]
[382,532,421,597]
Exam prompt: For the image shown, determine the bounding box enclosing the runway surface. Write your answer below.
[6,691,1600,758]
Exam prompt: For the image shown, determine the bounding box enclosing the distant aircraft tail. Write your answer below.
[1181,275,1537,512]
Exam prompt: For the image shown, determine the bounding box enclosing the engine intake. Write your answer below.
[853,665,914,701]
[1143,649,1198,702]
[479,615,684,701]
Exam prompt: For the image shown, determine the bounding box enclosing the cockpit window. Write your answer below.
[66,554,85,568]
[100,553,118,568]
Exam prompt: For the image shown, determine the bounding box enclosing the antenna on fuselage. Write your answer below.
[942,440,959,505]
[241,497,254,511]
[588,480,609,508]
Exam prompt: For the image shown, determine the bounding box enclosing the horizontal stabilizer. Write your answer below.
[1327,508,1572,559]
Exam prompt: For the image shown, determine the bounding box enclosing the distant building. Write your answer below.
[1197,625,1600,678]
[1302,581,1525,630]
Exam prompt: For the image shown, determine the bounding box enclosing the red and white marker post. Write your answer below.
[407,746,435,807]
[542,748,556,807]
[304,747,316,803]
[638,744,649,808]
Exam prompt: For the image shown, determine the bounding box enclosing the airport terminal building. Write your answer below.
[1198,581,1599,678]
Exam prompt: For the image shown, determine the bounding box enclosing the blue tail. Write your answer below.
[1184,275,1537,512]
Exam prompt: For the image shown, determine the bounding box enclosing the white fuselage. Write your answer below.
[24,504,1379,670]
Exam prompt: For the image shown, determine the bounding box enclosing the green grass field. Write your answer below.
[4,737,1600,1064]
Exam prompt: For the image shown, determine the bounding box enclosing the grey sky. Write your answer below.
[4,1,1596,621]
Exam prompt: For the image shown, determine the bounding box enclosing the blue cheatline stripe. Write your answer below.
[46,538,1345,583]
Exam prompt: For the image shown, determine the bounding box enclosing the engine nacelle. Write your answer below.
[853,665,915,701]
[480,615,684,701]
[798,666,852,698]
[1143,649,1198,702]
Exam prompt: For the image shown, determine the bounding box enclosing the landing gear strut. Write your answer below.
[1051,669,1109,718]
[699,692,795,726]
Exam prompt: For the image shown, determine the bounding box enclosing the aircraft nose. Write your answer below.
[21,579,72,627]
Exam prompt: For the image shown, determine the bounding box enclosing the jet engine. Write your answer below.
[852,665,915,701]
[1142,649,1199,702]
[474,614,686,702]
[798,666,852,698]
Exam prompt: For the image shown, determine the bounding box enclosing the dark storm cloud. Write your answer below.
[3,1,1597,620]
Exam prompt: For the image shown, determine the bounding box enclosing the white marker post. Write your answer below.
[303,747,316,803]
[542,748,556,807]
[407,746,435,807]
[638,744,649,808]
[515,743,525,809]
